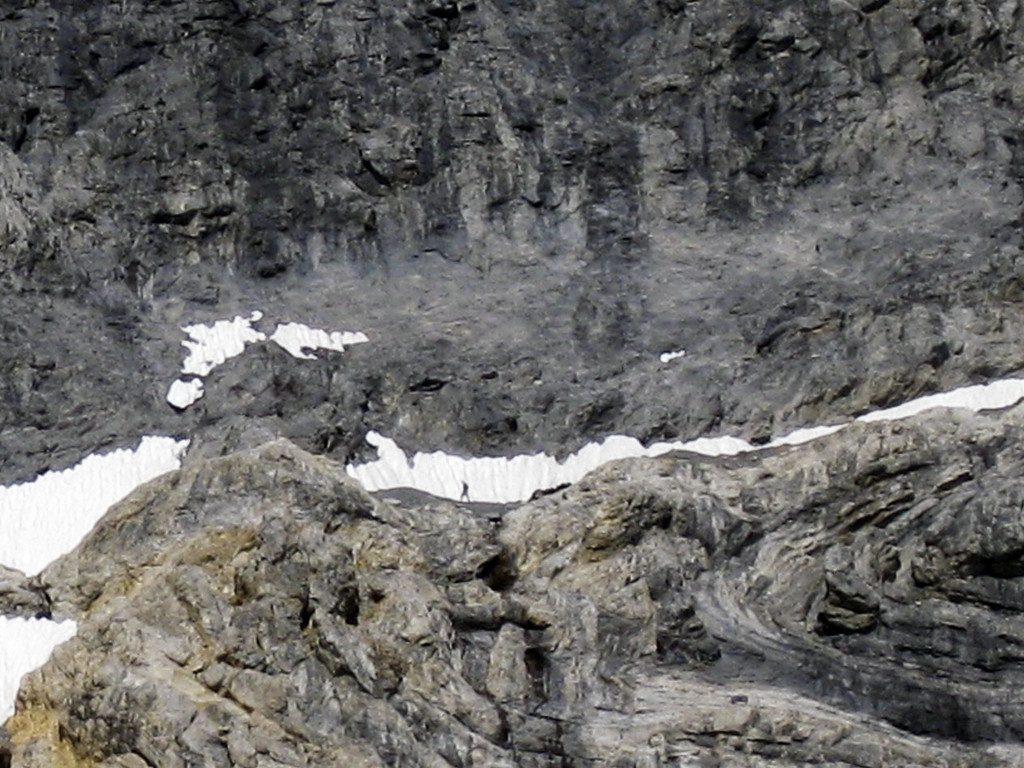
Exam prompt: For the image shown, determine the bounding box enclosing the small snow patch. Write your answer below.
[0,617,77,722]
[270,322,369,360]
[857,378,1024,423]
[0,436,188,576]
[166,378,205,410]
[180,311,266,377]
[660,350,686,364]
[167,311,266,409]
[166,315,370,409]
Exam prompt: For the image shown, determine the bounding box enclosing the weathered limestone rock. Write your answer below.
[3,405,1024,765]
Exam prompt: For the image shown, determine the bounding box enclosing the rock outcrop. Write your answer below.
[3,404,1024,765]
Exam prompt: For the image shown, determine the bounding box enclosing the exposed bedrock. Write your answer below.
[3,1,1024,763]
[1,0,1023,481]
[2,407,1024,765]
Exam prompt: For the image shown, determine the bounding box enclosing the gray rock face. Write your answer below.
[1,0,1023,483]
[3,1,1024,764]
[2,409,1024,765]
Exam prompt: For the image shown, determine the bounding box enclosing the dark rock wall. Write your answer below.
[3,0,1019,278]
[0,0,1022,490]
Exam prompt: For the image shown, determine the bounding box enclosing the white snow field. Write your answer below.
[0,617,77,722]
[349,431,763,504]
[660,350,686,364]
[856,378,1024,424]
[348,378,1024,504]
[167,314,369,409]
[269,322,369,359]
[0,436,189,576]
[767,424,847,447]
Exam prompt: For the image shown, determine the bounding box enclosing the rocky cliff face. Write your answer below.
[2,0,1023,480]
[2,0,1024,765]
[4,409,1024,766]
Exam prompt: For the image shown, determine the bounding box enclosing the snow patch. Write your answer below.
[166,378,205,410]
[0,436,189,576]
[767,424,847,447]
[347,377,1024,503]
[0,617,77,722]
[167,311,266,409]
[857,378,1024,423]
[269,322,369,360]
[660,350,686,364]
[180,311,266,377]
[347,430,759,504]
[166,314,369,409]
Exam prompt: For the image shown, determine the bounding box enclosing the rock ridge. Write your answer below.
[3,406,1024,765]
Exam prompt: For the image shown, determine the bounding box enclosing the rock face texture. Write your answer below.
[3,0,1024,765]
[1,0,1024,482]
[4,410,1024,766]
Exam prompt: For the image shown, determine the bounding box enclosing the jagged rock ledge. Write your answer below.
[2,403,1024,766]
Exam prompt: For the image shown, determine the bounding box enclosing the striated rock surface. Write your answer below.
[2,406,1024,765]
